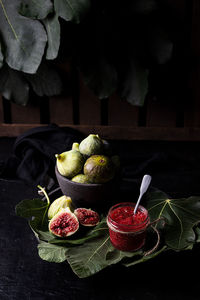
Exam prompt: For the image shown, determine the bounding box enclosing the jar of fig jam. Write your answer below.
[107,202,150,251]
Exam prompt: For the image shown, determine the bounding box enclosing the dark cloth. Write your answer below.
[0,124,84,186]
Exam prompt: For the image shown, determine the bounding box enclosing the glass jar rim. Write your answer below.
[107,202,149,230]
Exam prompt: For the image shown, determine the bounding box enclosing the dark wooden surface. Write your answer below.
[1,137,200,299]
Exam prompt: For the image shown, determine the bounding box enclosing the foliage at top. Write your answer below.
[0,0,180,106]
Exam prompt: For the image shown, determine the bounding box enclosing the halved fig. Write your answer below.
[74,208,100,227]
[49,208,79,237]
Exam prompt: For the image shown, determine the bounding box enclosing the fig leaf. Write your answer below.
[19,0,53,20]
[146,190,200,250]
[0,0,47,74]
[43,13,60,60]
[38,242,68,263]
[54,0,90,24]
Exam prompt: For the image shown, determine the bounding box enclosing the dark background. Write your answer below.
[1,136,200,300]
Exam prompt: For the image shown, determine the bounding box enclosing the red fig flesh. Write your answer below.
[74,208,100,226]
[49,208,79,237]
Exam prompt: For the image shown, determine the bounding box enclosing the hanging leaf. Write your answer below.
[54,0,91,23]
[120,60,149,106]
[82,58,118,99]
[0,65,29,105]
[43,13,60,60]
[146,190,200,250]
[148,27,173,64]
[25,63,62,97]
[132,0,157,14]
[0,42,3,68]
[19,0,53,20]
[0,0,47,73]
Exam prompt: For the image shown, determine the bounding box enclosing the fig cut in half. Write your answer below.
[74,208,100,227]
[49,208,79,237]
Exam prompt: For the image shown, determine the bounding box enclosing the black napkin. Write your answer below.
[0,124,84,186]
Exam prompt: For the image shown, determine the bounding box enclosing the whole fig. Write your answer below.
[79,134,103,156]
[55,149,84,178]
[49,208,79,237]
[71,174,91,184]
[74,208,100,226]
[84,155,115,183]
[48,195,74,220]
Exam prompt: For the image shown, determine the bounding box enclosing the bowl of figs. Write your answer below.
[55,134,121,212]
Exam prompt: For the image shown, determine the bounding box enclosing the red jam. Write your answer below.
[107,202,150,251]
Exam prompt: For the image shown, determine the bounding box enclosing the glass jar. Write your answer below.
[107,202,150,251]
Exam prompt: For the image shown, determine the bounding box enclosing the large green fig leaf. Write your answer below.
[0,65,29,105]
[54,0,90,23]
[38,242,68,263]
[43,13,60,60]
[19,0,53,20]
[146,190,200,250]
[25,63,62,97]
[0,0,47,73]
[15,197,49,230]
[120,60,149,106]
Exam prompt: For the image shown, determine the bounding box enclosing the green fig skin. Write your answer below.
[79,134,103,156]
[48,195,74,220]
[56,150,84,178]
[84,155,115,184]
[72,142,80,151]
[71,174,91,184]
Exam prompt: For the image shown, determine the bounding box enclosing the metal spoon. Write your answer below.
[133,174,152,214]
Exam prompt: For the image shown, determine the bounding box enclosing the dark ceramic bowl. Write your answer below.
[55,167,119,212]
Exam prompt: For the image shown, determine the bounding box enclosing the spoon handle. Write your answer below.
[134,175,152,214]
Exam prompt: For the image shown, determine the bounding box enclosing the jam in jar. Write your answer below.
[107,202,150,251]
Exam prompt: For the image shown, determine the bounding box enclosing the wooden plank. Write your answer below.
[146,96,177,127]
[79,75,101,125]
[49,95,73,125]
[1,123,200,141]
[11,101,40,124]
[108,93,139,126]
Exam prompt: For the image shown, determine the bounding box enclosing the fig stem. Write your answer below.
[37,185,50,227]
[37,185,50,206]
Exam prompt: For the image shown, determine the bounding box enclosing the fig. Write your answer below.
[79,134,103,156]
[84,155,115,183]
[74,208,100,226]
[49,208,79,237]
[72,142,79,151]
[48,195,74,220]
[71,174,91,184]
[55,149,84,178]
